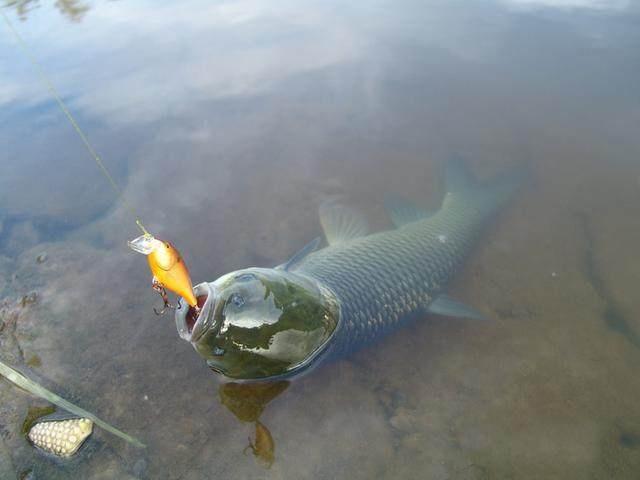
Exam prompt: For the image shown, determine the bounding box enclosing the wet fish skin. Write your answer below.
[296,161,521,358]
[181,161,522,380]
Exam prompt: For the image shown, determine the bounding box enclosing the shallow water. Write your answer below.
[1,0,640,478]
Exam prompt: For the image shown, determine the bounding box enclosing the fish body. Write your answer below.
[176,161,521,380]
[295,176,503,357]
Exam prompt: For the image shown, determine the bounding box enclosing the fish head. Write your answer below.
[175,268,339,380]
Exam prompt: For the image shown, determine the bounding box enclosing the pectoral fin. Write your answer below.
[427,295,487,321]
[319,201,369,245]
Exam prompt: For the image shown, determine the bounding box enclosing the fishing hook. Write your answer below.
[152,279,174,316]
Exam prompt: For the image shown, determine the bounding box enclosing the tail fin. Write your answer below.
[445,156,477,194]
[443,157,527,213]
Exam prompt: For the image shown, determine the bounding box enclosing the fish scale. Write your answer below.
[295,189,508,357]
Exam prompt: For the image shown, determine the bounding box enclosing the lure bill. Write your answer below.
[0,360,145,448]
[28,418,93,458]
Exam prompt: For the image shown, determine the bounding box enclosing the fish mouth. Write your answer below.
[175,282,217,343]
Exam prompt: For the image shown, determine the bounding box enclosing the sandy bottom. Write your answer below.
[1,152,640,480]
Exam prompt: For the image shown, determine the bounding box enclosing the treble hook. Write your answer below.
[152,279,174,316]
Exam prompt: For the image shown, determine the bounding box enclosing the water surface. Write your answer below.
[1,0,640,478]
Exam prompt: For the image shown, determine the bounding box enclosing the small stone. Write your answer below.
[20,292,37,307]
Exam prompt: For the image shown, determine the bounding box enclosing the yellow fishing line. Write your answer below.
[0,8,150,237]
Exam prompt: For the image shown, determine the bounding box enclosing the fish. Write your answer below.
[175,160,523,380]
[0,360,145,448]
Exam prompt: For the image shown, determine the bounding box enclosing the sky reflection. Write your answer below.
[2,1,640,478]
[2,0,639,275]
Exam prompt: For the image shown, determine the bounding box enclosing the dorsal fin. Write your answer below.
[384,195,433,228]
[319,201,369,245]
[445,156,477,193]
[277,237,321,271]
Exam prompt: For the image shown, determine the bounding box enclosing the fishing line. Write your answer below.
[2,7,198,314]
[0,8,150,237]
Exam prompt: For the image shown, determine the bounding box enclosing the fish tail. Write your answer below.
[443,156,527,214]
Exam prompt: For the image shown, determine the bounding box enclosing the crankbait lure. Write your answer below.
[128,234,198,315]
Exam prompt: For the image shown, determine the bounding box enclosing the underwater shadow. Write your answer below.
[217,380,289,468]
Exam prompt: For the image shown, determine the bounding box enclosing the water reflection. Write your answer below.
[218,381,289,468]
[2,0,640,478]
[500,0,629,9]
[244,421,275,468]
[3,0,89,21]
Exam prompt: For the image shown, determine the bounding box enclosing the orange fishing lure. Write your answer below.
[129,235,197,313]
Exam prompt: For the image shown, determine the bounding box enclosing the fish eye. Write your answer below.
[213,346,225,356]
[229,293,245,308]
[235,273,256,282]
